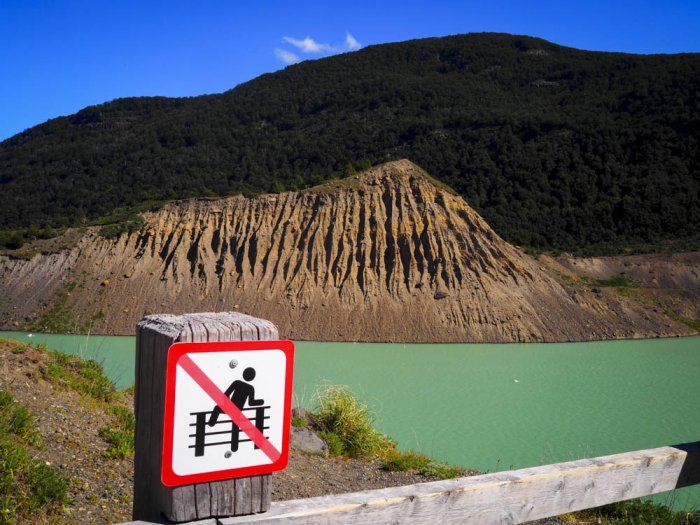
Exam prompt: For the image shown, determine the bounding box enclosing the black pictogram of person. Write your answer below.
[207,367,264,452]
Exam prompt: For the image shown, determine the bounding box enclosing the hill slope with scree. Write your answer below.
[1,161,692,342]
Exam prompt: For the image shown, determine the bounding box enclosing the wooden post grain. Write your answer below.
[133,312,278,522]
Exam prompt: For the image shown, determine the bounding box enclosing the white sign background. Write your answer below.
[171,349,287,476]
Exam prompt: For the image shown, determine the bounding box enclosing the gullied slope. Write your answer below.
[0,161,690,342]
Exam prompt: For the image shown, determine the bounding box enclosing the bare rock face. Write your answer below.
[0,160,692,341]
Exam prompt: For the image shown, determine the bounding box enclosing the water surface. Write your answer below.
[2,331,698,509]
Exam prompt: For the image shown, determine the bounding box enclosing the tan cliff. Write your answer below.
[0,160,695,342]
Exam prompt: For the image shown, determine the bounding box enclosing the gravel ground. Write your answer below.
[0,340,472,524]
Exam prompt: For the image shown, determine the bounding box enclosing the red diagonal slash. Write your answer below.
[177,354,281,463]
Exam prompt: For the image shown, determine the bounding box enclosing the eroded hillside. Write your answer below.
[0,161,694,342]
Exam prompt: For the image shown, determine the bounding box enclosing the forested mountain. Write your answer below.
[1,33,698,253]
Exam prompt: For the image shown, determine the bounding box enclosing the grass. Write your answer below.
[590,275,641,289]
[577,274,642,298]
[309,384,698,509]
[661,309,700,332]
[310,385,464,479]
[575,499,699,524]
[306,175,361,194]
[99,405,135,459]
[677,317,700,332]
[41,350,118,403]
[304,160,460,196]
[581,274,700,332]
[0,227,84,260]
[31,344,136,460]
[410,164,459,195]
[381,449,464,479]
[6,339,135,461]
[0,390,69,524]
[311,385,394,459]
[98,215,145,240]
[291,415,308,428]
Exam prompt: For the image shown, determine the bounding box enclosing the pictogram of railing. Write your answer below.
[189,406,270,457]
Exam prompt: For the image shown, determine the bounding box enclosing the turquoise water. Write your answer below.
[2,331,699,509]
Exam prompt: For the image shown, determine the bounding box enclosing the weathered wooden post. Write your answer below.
[133,312,282,522]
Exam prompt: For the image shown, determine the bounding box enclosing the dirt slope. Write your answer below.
[0,160,694,342]
[0,339,465,524]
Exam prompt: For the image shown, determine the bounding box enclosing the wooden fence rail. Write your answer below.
[121,440,699,525]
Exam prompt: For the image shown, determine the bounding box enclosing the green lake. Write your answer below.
[2,331,699,510]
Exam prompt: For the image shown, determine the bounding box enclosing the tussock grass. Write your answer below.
[310,385,464,480]
[312,385,393,459]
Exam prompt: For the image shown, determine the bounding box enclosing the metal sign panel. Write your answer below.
[161,340,294,486]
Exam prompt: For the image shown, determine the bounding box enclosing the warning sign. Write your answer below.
[161,340,294,486]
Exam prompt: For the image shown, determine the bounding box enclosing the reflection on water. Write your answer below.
[2,331,699,509]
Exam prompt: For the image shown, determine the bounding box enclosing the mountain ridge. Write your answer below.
[1,32,698,253]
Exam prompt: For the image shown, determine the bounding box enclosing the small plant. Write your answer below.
[291,415,308,428]
[311,385,393,458]
[0,391,38,446]
[317,431,345,457]
[419,460,464,480]
[99,404,135,458]
[590,275,641,298]
[382,449,429,471]
[381,449,464,480]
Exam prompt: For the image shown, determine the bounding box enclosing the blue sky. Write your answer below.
[1,0,698,141]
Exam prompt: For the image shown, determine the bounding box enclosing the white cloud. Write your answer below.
[274,48,300,65]
[274,33,362,64]
[282,36,332,54]
[345,33,361,51]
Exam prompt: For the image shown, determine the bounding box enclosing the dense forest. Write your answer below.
[1,33,698,253]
